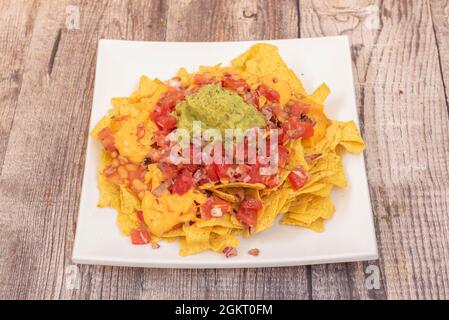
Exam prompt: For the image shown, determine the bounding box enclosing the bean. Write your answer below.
[117,166,128,178]
[132,179,147,192]
[111,159,120,167]
[125,163,138,171]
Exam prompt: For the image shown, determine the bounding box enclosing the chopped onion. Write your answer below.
[152,179,172,197]
[223,246,238,258]
[211,207,223,217]
[166,78,182,89]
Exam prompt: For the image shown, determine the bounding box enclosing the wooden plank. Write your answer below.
[0,0,39,172]
[300,0,449,299]
[429,0,449,108]
[0,0,168,300]
[166,0,299,41]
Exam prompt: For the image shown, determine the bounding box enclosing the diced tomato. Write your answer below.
[193,74,216,85]
[152,131,169,148]
[301,108,329,148]
[281,117,314,139]
[170,169,195,195]
[214,163,232,179]
[131,227,150,245]
[288,167,309,190]
[236,208,258,227]
[300,121,314,139]
[201,196,231,220]
[263,174,279,189]
[150,90,184,126]
[235,199,261,228]
[288,101,310,116]
[240,199,262,211]
[221,76,249,92]
[158,162,178,180]
[257,84,280,103]
[247,163,262,184]
[272,104,288,122]
[277,145,289,169]
[205,164,219,182]
[136,210,145,224]
[150,103,171,122]
[158,89,185,109]
[244,91,260,107]
[97,127,117,152]
[155,114,177,132]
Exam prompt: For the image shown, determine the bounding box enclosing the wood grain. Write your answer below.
[0,0,448,300]
[300,0,449,299]
[430,0,449,109]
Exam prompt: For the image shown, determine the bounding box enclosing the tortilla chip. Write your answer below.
[97,151,120,209]
[119,186,140,214]
[308,83,330,104]
[337,121,365,153]
[180,224,212,256]
[213,182,266,190]
[137,75,162,97]
[286,195,335,225]
[211,189,238,202]
[209,232,239,252]
[280,216,325,232]
[117,211,140,235]
[231,43,307,97]
[255,189,283,233]
[91,116,112,137]
[194,214,242,229]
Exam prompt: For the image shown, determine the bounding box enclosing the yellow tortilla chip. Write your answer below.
[162,227,185,238]
[280,216,324,232]
[209,232,240,252]
[286,138,308,171]
[213,182,266,190]
[337,121,365,153]
[91,116,112,137]
[180,224,212,256]
[286,195,335,225]
[231,43,307,97]
[119,186,140,214]
[211,189,239,203]
[308,83,330,104]
[194,214,242,229]
[176,67,190,87]
[255,189,283,233]
[117,211,140,235]
[137,75,161,97]
[97,150,120,209]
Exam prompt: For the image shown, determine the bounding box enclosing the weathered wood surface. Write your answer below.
[0,0,448,300]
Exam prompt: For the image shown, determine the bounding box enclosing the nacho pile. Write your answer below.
[92,43,365,257]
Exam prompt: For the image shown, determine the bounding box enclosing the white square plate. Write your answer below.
[73,36,378,268]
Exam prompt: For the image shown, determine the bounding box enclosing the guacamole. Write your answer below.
[177,84,266,133]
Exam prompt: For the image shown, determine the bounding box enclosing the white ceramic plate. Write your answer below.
[72,36,378,268]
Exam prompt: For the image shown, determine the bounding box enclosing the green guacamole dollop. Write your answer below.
[176,84,266,133]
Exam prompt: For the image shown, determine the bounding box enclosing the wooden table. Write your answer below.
[1,0,448,300]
